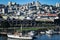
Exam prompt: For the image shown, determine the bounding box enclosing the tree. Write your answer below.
[58,13,60,19]
[1,20,10,28]
[1,20,10,32]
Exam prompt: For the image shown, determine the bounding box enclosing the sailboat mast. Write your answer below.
[21,24,22,32]
[21,24,22,36]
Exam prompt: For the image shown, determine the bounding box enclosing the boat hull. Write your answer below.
[7,35,33,39]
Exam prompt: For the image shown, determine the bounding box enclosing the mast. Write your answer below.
[21,24,22,36]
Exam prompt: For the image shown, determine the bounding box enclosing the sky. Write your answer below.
[0,0,60,5]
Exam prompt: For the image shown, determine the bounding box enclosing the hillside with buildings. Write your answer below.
[0,1,60,27]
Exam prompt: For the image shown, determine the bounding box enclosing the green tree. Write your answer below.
[1,20,10,32]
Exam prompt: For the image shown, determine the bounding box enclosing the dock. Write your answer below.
[0,32,7,36]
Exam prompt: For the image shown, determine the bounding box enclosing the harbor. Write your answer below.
[0,27,60,40]
[0,33,60,40]
[0,0,60,40]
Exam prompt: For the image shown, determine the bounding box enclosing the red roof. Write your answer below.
[38,13,57,16]
[48,14,57,16]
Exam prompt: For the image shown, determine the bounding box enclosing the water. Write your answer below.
[0,34,60,40]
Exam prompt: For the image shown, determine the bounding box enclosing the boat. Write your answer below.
[7,24,34,40]
[28,31,36,36]
[7,34,33,39]
[46,30,54,35]
[40,31,45,34]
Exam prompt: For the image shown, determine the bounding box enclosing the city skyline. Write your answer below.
[0,0,60,5]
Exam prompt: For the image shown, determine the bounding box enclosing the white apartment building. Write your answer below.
[56,3,60,7]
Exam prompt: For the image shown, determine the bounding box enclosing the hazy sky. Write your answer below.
[0,0,60,5]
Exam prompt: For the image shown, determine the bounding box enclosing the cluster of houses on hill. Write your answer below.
[0,1,60,21]
[0,1,60,27]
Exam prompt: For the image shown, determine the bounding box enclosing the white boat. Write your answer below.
[46,30,54,34]
[7,34,33,39]
[40,32,45,34]
[7,24,33,39]
[28,31,35,36]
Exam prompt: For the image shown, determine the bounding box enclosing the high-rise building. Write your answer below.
[35,1,41,9]
[56,3,60,7]
[8,2,12,6]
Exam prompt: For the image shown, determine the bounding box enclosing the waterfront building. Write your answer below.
[37,13,57,21]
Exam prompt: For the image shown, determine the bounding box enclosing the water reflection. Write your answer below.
[0,34,60,40]
[34,34,60,40]
[46,34,52,38]
[0,36,7,40]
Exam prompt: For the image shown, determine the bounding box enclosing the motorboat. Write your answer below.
[46,30,54,34]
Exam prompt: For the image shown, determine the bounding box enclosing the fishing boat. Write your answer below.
[7,24,34,39]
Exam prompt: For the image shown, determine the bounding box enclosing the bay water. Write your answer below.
[0,34,60,40]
